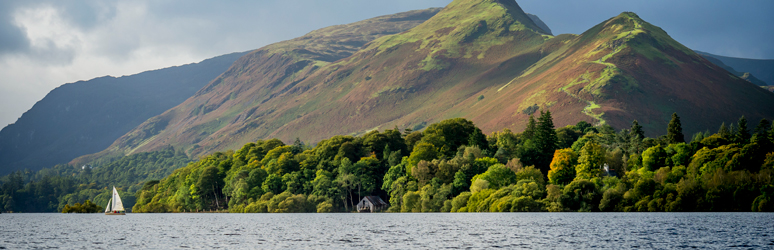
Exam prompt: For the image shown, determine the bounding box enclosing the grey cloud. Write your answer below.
[0,1,29,55]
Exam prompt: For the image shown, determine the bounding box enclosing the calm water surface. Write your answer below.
[1,213,773,249]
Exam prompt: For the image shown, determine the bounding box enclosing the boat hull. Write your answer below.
[105,211,125,215]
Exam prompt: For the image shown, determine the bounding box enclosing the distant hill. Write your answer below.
[697,50,774,86]
[527,13,552,35]
[74,0,774,165]
[0,52,246,175]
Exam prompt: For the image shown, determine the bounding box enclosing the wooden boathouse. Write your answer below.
[356,196,389,212]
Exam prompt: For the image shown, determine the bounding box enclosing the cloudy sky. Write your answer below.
[1,0,772,127]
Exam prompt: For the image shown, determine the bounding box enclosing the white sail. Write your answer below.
[105,197,112,213]
[112,187,125,211]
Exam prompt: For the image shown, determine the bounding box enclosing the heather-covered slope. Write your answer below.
[76,0,774,165]
[478,12,774,135]
[0,52,245,175]
[71,8,444,165]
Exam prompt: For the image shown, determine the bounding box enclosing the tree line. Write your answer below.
[0,147,189,212]
[130,112,774,213]
[1,112,772,213]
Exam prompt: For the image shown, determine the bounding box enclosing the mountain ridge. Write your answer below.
[0,51,246,175]
[72,0,774,166]
[696,50,772,86]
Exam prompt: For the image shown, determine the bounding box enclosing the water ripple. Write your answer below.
[0,213,772,249]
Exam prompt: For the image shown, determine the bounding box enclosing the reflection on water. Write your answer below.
[1,213,773,249]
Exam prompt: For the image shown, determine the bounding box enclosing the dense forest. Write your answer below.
[2,113,773,213]
[127,113,773,213]
[0,147,190,212]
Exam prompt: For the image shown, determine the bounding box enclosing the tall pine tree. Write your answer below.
[523,115,537,140]
[630,120,644,139]
[718,122,730,139]
[629,120,645,155]
[534,111,558,174]
[736,116,750,144]
[667,113,685,144]
[755,119,771,136]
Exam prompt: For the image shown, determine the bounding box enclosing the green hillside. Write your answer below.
[75,0,774,175]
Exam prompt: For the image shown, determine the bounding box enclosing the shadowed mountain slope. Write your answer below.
[74,0,774,165]
[699,54,766,86]
[0,52,246,175]
[696,50,773,86]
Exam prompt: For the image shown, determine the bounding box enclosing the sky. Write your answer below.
[0,0,772,127]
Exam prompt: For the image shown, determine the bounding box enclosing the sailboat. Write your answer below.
[104,186,126,215]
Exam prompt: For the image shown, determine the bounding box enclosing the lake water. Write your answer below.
[1,213,772,249]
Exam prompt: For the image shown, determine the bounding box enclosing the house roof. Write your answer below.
[361,196,388,206]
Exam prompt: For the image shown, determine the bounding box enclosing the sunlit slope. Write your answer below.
[483,12,774,134]
[71,8,443,164]
[74,1,774,165]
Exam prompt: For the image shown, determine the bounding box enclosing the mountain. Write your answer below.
[696,51,770,86]
[526,13,552,35]
[484,11,774,134]
[74,0,774,165]
[696,51,774,86]
[70,8,444,165]
[0,52,246,175]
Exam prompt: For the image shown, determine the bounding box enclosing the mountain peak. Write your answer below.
[580,11,694,59]
[423,0,548,36]
[366,0,548,70]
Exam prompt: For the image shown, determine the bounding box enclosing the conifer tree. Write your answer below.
[755,119,771,136]
[523,115,537,140]
[729,123,737,139]
[718,122,730,139]
[630,120,644,139]
[534,111,558,173]
[629,120,645,154]
[736,116,750,144]
[666,113,685,144]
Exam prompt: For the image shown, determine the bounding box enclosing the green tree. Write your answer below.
[262,174,285,195]
[534,111,558,173]
[668,143,691,166]
[630,120,645,154]
[407,143,438,169]
[630,120,645,139]
[197,166,222,209]
[420,118,487,157]
[472,164,517,190]
[642,144,668,171]
[523,115,537,140]
[736,116,750,144]
[576,121,594,135]
[575,141,605,180]
[754,118,771,136]
[718,122,730,139]
[452,170,469,196]
[667,113,685,144]
[560,179,600,212]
